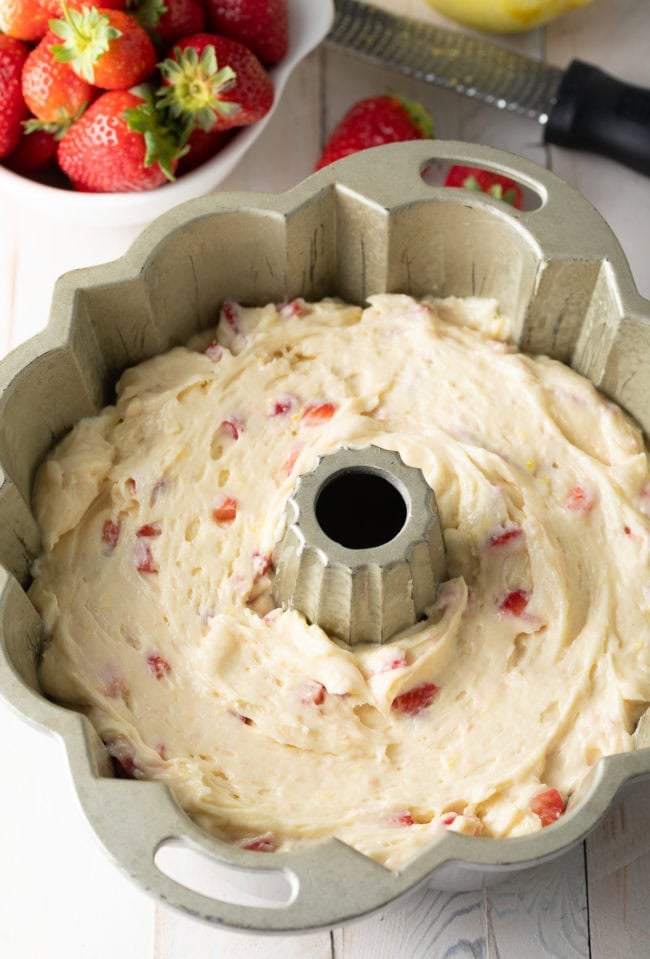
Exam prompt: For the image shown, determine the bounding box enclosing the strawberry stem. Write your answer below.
[50,1,121,83]
[158,45,240,133]
[124,85,190,181]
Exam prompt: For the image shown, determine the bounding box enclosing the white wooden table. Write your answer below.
[1,1,649,956]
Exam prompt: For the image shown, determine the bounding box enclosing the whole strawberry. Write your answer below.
[39,0,127,12]
[176,126,232,174]
[133,0,206,47]
[57,89,183,191]
[22,31,96,126]
[315,95,434,171]
[158,34,273,133]
[4,128,58,174]
[0,0,49,42]
[50,5,157,89]
[0,35,30,159]
[204,0,288,66]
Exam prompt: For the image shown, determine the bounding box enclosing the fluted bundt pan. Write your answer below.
[0,141,649,933]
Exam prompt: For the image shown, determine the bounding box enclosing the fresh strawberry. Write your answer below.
[315,95,434,171]
[50,6,156,88]
[22,31,95,126]
[530,788,565,827]
[252,551,271,579]
[0,0,49,41]
[498,589,530,616]
[0,36,30,160]
[39,0,127,13]
[391,682,439,716]
[134,0,205,47]
[212,496,237,522]
[176,126,231,174]
[302,402,337,425]
[57,89,183,191]
[4,127,58,173]
[444,165,524,209]
[146,652,171,678]
[158,34,274,133]
[203,0,288,66]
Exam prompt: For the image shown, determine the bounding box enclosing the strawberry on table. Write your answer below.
[57,89,184,191]
[444,165,524,208]
[315,94,434,171]
[22,31,96,126]
[0,0,49,41]
[0,35,30,160]
[204,0,288,66]
[158,34,274,133]
[50,5,157,88]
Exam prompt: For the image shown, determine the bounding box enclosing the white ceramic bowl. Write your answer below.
[0,0,333,227]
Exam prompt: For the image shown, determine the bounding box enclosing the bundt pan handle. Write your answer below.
[1,139,649,932]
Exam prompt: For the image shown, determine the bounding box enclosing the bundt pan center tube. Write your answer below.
[0,140,649,933]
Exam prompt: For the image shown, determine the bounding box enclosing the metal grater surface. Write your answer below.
[327,0,564,122]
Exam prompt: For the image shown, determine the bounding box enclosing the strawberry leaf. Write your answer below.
[158,45,240,133]
[130,0,167,32]
[50,1,121,83]
[124,88,190,181]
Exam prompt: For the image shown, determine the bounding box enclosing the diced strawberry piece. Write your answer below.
[385,655,408,671]
[212,497,237,522]
[270,393,295,416]
[252,551,272,580]
[302,402,337,426]
[391,681,439,716]
[300,681,326,706]
[102,518,121,551]
[388,810,414,826]
[111,754,136,778]
[242,832,275,852]
[498,589,530,616]
[565,485,595,512]
[135,539,158,573]
[137,523,162,538]
[488,527,523,549]
[530,788,565,827]
[624,525,632,536]
[221,299,240,333]
[204,340,223,361]
[279,298,307,319]
[440,812,457,827]
[146,653,171,679]
[231,711,253,725]
[156,743,168,760]
[220,418,243,440]
[282,449,300,475]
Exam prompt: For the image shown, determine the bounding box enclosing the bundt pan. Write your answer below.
[0,141,649,933]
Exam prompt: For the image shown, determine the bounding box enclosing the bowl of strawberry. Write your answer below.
[0,0,333,225]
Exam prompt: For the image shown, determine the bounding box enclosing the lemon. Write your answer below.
[423,0,593,32]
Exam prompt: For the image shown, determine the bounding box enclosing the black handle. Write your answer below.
[545,60,650,177]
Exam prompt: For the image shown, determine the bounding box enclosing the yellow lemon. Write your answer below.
[423,0,593,32]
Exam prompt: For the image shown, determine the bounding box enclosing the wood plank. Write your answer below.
[333,844,588,958]
[586,783,650,959]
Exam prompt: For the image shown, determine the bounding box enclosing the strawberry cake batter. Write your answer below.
[30,294,650,870]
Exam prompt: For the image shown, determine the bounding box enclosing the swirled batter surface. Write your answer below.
[31,294,650,869]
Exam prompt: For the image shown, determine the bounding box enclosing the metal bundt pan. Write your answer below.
[0,141,649,933]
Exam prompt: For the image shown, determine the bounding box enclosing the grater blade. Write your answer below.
[327,0,564,122]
